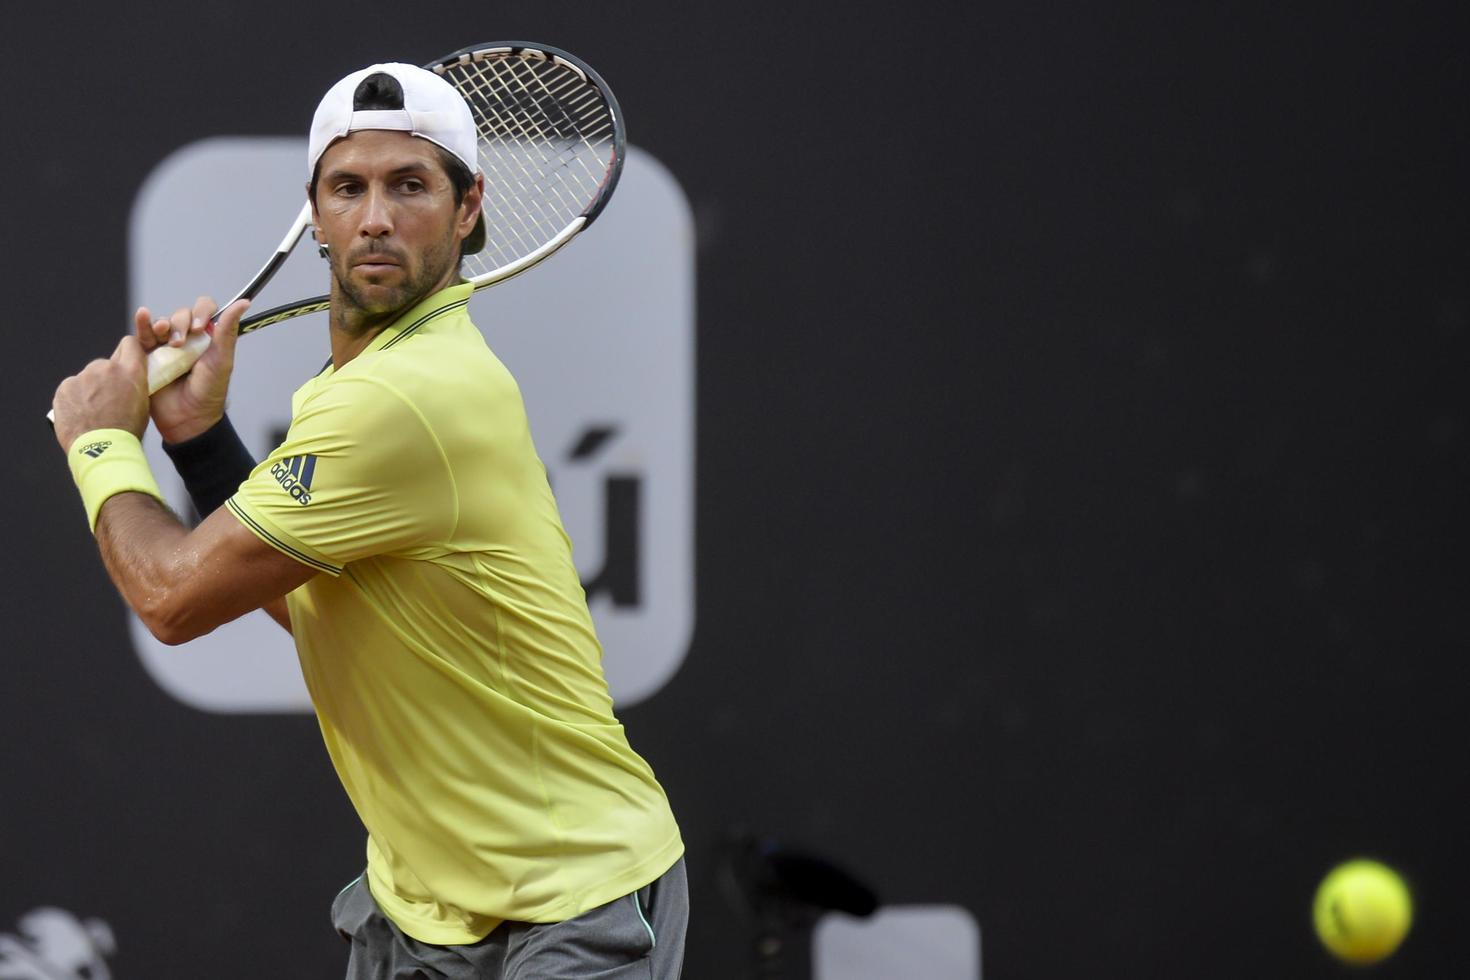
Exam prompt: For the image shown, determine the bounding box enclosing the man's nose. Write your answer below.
[359,186,394,238]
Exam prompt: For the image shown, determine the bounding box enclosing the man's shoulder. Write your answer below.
[314,322,520,422]
[375,318,512,388]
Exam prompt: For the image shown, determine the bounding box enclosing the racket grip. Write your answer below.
[146,331,212,395]
[44,331,214,425]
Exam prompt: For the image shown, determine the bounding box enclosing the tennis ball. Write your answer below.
[1312,859,1412,965]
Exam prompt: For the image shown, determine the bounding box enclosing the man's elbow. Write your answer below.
[143,617,207,647]
[147,620,207,647]
[136,596,214,647]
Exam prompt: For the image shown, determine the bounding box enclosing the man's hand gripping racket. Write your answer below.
[49,41,623,422]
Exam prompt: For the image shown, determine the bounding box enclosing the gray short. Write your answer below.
[331,858,687,979]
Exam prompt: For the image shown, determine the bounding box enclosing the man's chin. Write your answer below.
[339,278,417,318]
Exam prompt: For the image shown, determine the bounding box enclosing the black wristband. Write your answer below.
[161,414,257,520]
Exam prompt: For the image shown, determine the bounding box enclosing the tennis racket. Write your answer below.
[49,41,622,419]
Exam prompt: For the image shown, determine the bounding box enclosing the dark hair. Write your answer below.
[435,146,485,257]
[308,71,484,257]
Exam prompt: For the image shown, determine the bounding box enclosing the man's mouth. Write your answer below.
[351,250,404,270]
[352,257,403,278]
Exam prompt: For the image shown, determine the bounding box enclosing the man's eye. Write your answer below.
[334,183,363,197]
[399,179,426,193]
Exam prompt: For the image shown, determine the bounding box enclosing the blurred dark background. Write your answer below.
[1,1,1466,976]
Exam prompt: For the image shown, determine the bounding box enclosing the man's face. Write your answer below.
[310,130,476,324]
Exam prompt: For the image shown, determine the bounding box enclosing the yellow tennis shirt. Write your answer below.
[225,282,683,945]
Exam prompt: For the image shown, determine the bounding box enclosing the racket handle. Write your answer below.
[44,331,212,425]
[146,331,212,394]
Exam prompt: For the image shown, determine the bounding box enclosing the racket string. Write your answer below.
[455,62,584,262]
[470,61,593,246]
[440,52,616,281]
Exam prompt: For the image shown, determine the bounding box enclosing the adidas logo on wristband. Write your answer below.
[79,441,113,459]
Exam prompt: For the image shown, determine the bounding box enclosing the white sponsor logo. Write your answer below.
[0,908,115,980]
[128,138,695,711]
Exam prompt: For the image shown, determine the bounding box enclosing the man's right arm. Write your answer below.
[135,297,294,633]
[95,492,311,643]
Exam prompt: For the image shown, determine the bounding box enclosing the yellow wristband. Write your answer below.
[67,429,165,534]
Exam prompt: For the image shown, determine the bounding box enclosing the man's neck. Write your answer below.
[328,307,394,369]
[327,272,462,369]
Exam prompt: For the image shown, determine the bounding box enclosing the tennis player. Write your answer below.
[51,62,686,979]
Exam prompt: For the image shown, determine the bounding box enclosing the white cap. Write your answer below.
[307,62,479,178]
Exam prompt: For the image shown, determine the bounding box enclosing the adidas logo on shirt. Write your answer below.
[270,455,317,505]
[79,441,113,458]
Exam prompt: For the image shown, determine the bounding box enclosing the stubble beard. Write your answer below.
[330,230,462,336]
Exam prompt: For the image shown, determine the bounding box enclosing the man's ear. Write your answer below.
[307,185,329,258]
[306,183,322,242]
[460,174,485,238]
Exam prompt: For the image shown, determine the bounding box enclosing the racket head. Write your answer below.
[430,41,625,287]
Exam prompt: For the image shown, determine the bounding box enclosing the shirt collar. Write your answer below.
[360,281,475,357]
